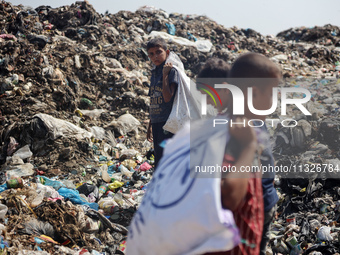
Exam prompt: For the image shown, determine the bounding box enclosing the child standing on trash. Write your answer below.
[146,37,179,168]
[197,58,279,255]
[205,53,282,255]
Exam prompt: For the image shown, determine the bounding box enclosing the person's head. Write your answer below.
[228,52,282,120]
[197,58,231,112]
[146,38,170,66]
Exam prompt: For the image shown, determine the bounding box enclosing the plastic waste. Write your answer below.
[7,136,19,156]
[87,192,97,203]
[84,217,100,233]
[165,23,176,35]
[36,176,66,190]
[0,183,7,193]
[113,192,124,206]
[35,183,61,199]
[58,188,98,210]
[0,204,8,220]
[98,184,108,199]
[108,181,124,190]
[317,226,333,241]
[0,223,6,235]
[77,183,98,197]
[6,176,24,188]
[5,157,35,178]
[120,149,139,159]
[74,55,81,68]
[23,219,55,239]
[61,180,77,189]
[118,165,133,178]
[13,145,33,159]
[89,125,106,140]
[148,31,212,52]
[290,244,303,255]
[105,114,141,137]
[33,113,92,140]
[30,192,44,208]
[139,162,152,172]
[121,159,137,169]
[81,109,106,120]
[98,197,118,214]
[101,165,113,183]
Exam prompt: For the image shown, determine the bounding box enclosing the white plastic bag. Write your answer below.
[127,117,239,255]
[34,113,92,140]
[163,52,216,134]
[0,204,8,220]
[148,31,212,52]
[13,145,33,159]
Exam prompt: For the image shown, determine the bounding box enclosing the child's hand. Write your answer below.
[230,117,257,148]
[163,63,172,76]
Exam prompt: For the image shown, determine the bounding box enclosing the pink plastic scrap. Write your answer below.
[0,34,17,41]
[139,162,152,172]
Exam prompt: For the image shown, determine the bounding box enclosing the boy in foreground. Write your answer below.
[198,57,279,254]
[206,53,281,255]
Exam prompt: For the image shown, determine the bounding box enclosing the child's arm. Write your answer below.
[147,121,153,142]
[162,63,177,103]
[221,118,257,211]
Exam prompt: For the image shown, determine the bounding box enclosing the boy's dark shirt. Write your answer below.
[149,62,179,123]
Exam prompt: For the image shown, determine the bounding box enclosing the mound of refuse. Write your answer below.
[0,1,339,254]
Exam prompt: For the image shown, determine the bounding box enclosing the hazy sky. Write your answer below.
[8,0,340,35]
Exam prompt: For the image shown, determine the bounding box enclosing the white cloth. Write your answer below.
[126,116,239,255]
[163,52,217,134]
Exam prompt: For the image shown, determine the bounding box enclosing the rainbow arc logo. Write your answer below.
[196,82,222,107]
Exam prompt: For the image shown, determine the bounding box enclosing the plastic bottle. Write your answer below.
[98,184,108,199]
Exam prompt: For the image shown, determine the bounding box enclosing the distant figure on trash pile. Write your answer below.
[146,38,180,168]
[126,54,281,255]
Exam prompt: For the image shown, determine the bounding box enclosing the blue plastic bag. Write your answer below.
[58,188,98,210]
[0,183,7,193]
[165,23,176,35]
[36,176,66,190]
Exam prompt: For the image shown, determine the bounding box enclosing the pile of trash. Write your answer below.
[0,1,339,254]
[277,24,340,46]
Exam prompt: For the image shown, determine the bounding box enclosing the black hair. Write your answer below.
[146,37,167,51]
[197,58,230,78]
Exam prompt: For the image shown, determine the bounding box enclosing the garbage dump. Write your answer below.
[0,1,339,254]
